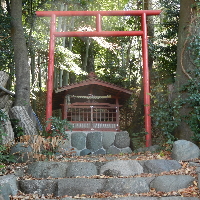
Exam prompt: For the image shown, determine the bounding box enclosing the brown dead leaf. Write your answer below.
[99,157,107,162]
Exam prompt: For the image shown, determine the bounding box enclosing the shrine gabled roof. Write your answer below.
[53,73,133,110]
[55,77,132,95]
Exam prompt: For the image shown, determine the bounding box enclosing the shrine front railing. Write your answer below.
[64,104,120,131]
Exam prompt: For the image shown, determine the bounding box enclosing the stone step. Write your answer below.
[18,175,195,197]
[13,158,199,199]
[1,158,199,199]
[21,159,182,178]
[12,197,198,200]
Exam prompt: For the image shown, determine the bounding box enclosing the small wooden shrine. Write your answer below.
[53,72,132,131]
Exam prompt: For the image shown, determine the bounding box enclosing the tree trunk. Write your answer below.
[0,71,9,87]
[0,71,14,144]
[11,0,30,110]
[1,109,14,145]
[9,106,38,136]
[173,0,199,140]
[0,71,13,111]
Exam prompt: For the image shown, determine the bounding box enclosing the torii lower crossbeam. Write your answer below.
[36,10,161,147]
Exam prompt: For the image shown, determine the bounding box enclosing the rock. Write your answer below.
[196,167,200,173]
[86,132,102,152]
[58,178,104,196]
[14,166,26,177]
[0,175,18,200]
[103,169,121,176]
[93,148,106,155]
[66,162,97,177]
[80,149,92,156]
[120,147,132,154]
[143,160,181,174]
[101,177,149,194]
[159,197,200,200]
[102,132,115,149]
[58,177,149,197]
[136,145,160,153]
[100,160,143,176]
[114,131,130,148]
[60,147,79,157]
[106,146,120,154]
[27,161,69,178]
[189,162,200,167]
[172,140,200,160]
[0,195,4,200]
[71,132,86,150]
[150,175,194,192]
[18,179,58,196]
[0,183,12,200]
[10,142,33,163]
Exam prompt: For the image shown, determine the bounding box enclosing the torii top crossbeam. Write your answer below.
[36,10,161,147]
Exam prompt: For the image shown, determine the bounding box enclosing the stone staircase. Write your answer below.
[3,154,199,200]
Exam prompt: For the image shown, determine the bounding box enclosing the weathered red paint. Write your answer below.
[141,13,152,147]
[46,14,56,130]
[54,31,143,37]
[36,10,161,17]
[36,10,161,147]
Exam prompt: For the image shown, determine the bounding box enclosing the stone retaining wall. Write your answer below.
[62,131,132,156]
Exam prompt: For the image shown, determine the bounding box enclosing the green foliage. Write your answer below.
[0,145,15,164]
[45,116,73,139]
[131,131,147,150]
[152,0,180,84]
[0,163,6,175]
[0,6,14,72]
[43,116,73,156]
[151,30,200,144]
[0,109,8,143]
[10,119,24,139]
[151,86,179,144]
[0,109,8,123]
[179,32,200,143]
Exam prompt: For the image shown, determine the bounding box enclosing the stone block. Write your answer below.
[27,161,69,178]
[80,148,92,156]
[66,162,97,177]
[100,160,143,176]
[71,132,86,150]
[58,178,104,196]
[0,183,12,200]
[114,131,130,148]
[150,175,194,192]
[0,175,18,198]
[143,160,181,174]
[120,147,132,154]
[102,132,115,149]
[136,145,160,153]
[10,142,33,163]
[86,132,102,151]
[106,146,120,155]
[93,148,106,155]
[172,140,200,161]
[159,197,200,200]
[18,179,58,196]
[101,177,149,194]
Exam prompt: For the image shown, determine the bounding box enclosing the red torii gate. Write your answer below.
[36,10,161,147]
